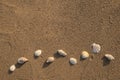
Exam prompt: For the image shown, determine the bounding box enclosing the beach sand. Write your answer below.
[0,0,120,80]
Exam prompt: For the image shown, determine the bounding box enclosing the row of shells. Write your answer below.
[9,43,115,72]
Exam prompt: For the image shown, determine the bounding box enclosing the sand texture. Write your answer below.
[0,0,120,80]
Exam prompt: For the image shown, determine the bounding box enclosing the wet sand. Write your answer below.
[0,0,120,80]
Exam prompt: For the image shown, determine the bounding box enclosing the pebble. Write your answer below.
[9,65,16,72]
[34,50,42,57]
[69,58,77,65]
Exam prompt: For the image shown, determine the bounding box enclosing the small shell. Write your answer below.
[81,51,89,59]
[46,57,55,63]
[91,43,101,53]
[105,54,115,61]
[57,50,67,56]
[9,65,16,72]
[17,57,28,64]
[69,58,77,65]
[34,50,42,57]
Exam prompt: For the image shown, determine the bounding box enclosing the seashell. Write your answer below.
[17,57,28,64]
[34,49,42,57]
[57,50,67,56]
[91,43,101,53]
[69,58,77,65]
[9,65,16,72]
[46,57,55,63]
[81,51,89,59]
[105,54,115,61]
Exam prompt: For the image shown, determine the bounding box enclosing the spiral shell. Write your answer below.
[91,43,101,53]
[81,51,89,59]
[9,65,16,72]
[69,58,77,65]
[57,50,67,56]
[105,54,115,61]
[34,50,42,57]
[17,57,28,64]
[46,57,55,63]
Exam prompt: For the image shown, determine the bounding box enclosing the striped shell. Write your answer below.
[81,51,89,59]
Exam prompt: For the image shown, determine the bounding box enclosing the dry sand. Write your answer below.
[0,0,120,80]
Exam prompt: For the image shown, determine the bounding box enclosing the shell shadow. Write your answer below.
[15,63,25,68]
[69,62,75,66]
[42,61,52,68]
[53,52,65,59]
[8,70,13,74]
[102,56,111,66]
[80,56,86,61]
[33,54,39,59]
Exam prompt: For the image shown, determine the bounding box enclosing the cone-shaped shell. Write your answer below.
[9,65,16,72]
[81,51,89,59]
[91,43,101,53]
[46,57,55,63]
[17,57,28,64]
[34,50,42,57]
[105,54,115,61]
[69,58,77,65]
[57,50,67,56]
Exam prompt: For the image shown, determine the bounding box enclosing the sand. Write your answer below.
[0,0,120,80]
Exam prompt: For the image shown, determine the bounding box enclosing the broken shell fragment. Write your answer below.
[34,49,42,57]
[105,54,115,61]
[91,43,101,53]
[17,57,28,64]
[69,58,77,65]
[81,51,89,59]
[9,65,16,72]
[57,50,67,57]
[46,57,55,63]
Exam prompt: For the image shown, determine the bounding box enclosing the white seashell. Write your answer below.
[69,58,77,65]
[9,65,16,72]
[105,54,115,61]
[17,57,28,64]
[46,57,55,63]
[81,51,89,59]
[57,50,67,56]
[91,43,101,53]
[34,50,42,57]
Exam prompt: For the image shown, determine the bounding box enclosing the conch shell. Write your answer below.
[17,57,28,64]
[105,54,115,61]
[57,50,67,56]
